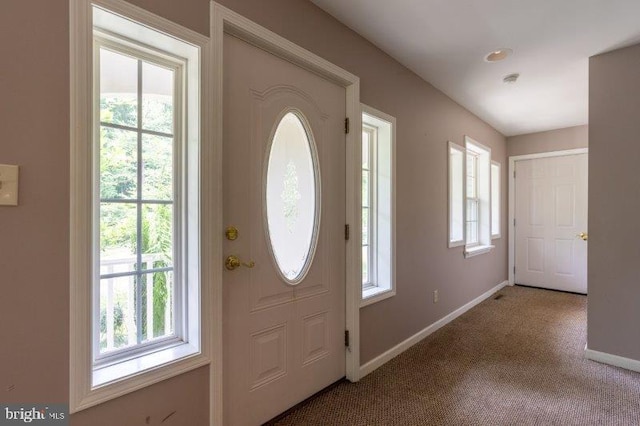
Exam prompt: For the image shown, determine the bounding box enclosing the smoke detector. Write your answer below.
[503,73,520,84]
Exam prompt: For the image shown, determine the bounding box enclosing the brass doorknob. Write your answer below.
[577,232,588,241]
[225,255,255,270]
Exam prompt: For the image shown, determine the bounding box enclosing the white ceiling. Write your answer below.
[310,0,640,136]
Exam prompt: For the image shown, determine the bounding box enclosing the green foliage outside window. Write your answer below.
[99,94,175,351]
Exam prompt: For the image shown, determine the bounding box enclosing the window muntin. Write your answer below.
[95,39,183,363]
[265,111,320,285]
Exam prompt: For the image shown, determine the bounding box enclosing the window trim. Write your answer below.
[491,160,501,239]
[70,0,212,413]
[448,141,466,248]
[360,104,396,307]
[362,124,377,290]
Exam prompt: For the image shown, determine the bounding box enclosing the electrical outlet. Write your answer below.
[433,289,439,303]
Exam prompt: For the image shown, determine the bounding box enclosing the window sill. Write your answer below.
[93,342,200,387]
[72,342,208,413]
[361,285,395,307]
[464,244,495,258]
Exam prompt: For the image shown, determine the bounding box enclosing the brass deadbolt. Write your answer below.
[225,226,239,241]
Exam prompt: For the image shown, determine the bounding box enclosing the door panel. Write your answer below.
[514,154,588,293]
[223,34,346,426]
[526,237,544,273]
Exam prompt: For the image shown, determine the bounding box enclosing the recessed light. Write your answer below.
[484,48,513,62]
[503,73,520,84]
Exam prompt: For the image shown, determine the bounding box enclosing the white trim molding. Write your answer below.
[490,160,501,240]
[508,148,589,285]
[359,280,508,378]
[210,2,361,424]
[464,244,495,258]
[584,346,640,373]
[448,141,466,248]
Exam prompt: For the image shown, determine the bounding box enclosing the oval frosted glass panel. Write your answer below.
[266,112,319,283]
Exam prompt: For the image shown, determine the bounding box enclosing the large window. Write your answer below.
[448,136,499,257]
[95,38,182,363]
[70,2,209,412]
[361,105,395,305]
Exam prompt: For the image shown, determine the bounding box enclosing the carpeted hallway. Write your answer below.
[272,285,640,425]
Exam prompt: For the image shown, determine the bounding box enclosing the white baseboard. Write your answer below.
[584,346,640,373]
[359,280,509,378]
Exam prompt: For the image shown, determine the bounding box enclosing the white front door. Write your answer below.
[514,153,588,293]
[222,34,347,425]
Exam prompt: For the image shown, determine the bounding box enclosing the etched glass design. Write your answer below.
[265,112,319,283]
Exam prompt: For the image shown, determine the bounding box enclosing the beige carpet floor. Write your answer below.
[272,285,640,425]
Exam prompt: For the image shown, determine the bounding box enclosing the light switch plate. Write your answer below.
[0,164,19,206]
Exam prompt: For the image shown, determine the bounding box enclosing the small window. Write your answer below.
[361,105,395,305]
[491,161,501,239]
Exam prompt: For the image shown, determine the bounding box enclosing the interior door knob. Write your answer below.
[577,232,588,241]
[225,255,255,270]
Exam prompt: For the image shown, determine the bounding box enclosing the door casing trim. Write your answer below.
[210,3,362,424]
[508,148,589,286]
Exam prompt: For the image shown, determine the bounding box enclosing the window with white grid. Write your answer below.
[362,125,376,289]
[361,106,395,305]
[448,137,496,257]
[466,151,480,247]
[80,5,205,399]
[95,37,184,363]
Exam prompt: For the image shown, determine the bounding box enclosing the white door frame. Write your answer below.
[508,148,589,286]
[209,3,362,424]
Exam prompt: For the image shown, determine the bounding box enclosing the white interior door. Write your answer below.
[222,34,347,425]
[514,153,588,293]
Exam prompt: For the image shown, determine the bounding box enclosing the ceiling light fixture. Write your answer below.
[503,73,520,84]
[484,48,513,62]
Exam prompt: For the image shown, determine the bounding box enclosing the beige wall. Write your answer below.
[507,125,588,157]
[588,43,640,361]
[1,0,506,423]
[1,1,210,425]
